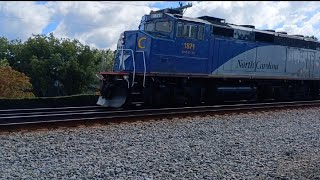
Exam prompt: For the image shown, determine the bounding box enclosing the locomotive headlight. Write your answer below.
[120,32,125,45]
[122,33,126,45]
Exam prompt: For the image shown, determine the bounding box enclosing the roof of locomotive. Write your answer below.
[144,4,318,43]
[164,12,318,43]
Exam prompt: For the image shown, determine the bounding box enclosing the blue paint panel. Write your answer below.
[147,27,210,73]
[212,38,260,73]
[219,39,237,72]
[115,30,268,76]
[114,31,152,73]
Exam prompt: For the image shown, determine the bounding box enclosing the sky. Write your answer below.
[0,1,319,50]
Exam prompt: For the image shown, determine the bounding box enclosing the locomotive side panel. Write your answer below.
[211,44,287,78]
[228,41,257,73]
[286,47,315,78]
[150,36,209,74]
[314,51,320,78]
[211,38,256,75]
[255,45,286,74]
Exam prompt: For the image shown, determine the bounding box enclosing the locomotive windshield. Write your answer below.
[155,21,172,32]
[142,21,172,37]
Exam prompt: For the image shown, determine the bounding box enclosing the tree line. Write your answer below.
[0,33,114,98]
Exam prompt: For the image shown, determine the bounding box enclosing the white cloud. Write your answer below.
[0,1,52,41]
[185,1,289,29]
[47,1,157,50]
[276,12,320,38]
[0,1,320,50]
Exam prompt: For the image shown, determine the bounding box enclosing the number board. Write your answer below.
[150,13,162,19]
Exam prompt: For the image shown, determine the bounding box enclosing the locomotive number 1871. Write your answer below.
[184,43,195,50]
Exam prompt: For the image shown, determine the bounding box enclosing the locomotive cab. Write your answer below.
[138,12,174,39]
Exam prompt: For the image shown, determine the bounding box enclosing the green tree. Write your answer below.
[0,37,9,61]
[0,58,9,66]
[95,49,115,72]
[2,33,112,97]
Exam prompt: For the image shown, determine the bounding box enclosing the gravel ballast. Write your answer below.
[1,107,320,179]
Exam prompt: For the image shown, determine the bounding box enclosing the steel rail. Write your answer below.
[1,100,320,127]
[0,105,105,114]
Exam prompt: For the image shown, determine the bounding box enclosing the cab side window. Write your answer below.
[183,25,191,37]
[176,22,183,37]
[144,23,155,32]
[190,25,197,39]
[155,21,172,33]
[176,22,205,40]
[198,26,204,40]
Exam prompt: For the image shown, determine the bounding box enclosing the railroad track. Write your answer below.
[1,100,320,132]
[0,105,107,113]
[0,105,108,125]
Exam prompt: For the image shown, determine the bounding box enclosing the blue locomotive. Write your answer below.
[97,3,320,108]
